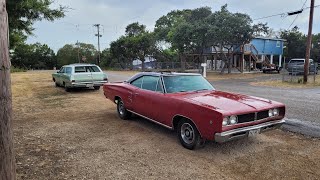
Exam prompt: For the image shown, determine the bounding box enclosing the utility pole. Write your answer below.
[76,40,80,63]
[304,0,315,83]
[94,24,102,66]
[0,0,16,179]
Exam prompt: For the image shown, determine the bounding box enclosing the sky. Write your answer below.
[27,0,320,52]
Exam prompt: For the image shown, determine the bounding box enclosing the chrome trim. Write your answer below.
[215,119,285,143]
[127,110,173,130]
[223,115,284,127]
[171,114,203,138]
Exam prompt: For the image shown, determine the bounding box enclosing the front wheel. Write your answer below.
[117,99,131,120]
[177,119,204,150]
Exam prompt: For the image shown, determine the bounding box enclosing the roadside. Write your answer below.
[12,71,320,180]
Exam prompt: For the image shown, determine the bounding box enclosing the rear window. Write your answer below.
[74,66,101,73]
[289,60,304,64]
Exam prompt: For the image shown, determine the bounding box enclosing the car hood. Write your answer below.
[180,91,278,114]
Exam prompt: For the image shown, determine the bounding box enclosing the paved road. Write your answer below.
[107,72,320,135]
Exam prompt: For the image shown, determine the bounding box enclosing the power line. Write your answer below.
[253,4,320,21]
[288,0,308,30]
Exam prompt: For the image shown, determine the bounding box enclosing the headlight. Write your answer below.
[229,115,238,125]
[273,108,279,116]
[222,117,229,126]
[268,109,273,117]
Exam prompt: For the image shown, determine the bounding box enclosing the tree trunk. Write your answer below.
[0,0,16,179]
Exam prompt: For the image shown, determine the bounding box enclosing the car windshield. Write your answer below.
[163,75,214,93]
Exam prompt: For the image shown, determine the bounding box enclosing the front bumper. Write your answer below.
[69,81,108,88]
[214,119,285,143]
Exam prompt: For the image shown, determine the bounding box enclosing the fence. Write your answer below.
[281,65,318,84]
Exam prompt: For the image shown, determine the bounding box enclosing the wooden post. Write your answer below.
[214,54,217,71]
[0,0,16,179]
[304,0,314,83]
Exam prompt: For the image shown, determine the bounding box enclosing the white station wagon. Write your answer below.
[52,63,108,91]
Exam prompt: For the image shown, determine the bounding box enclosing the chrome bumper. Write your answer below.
[214,119,285,143]
[70,81,108,87]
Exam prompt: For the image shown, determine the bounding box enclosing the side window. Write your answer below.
[131,77,143,88]
[75,66,87,73]
[141,76,159,91]
[276,41,280,47]
[65,67,72,74]
[59,67,65,73]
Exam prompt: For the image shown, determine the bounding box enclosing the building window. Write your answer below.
[276,41,281,47]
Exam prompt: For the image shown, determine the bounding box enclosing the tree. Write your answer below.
[125,22,146,37]
[7,0,66,49]
[56,43,97,67]
[110,23,156,70]
[1,0,16,179]
[11,43,56,69]
[280,27,307,60]
[155,5,257,73]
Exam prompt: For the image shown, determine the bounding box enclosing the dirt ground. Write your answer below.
[12,71,320,180]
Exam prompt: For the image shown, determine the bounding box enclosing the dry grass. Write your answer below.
[251,75,320,88]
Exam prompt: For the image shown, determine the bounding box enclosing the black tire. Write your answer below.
[116,98,131,120]
[94,86,100,90]
[64,82,71,92]
[55,82,59,87]
[177,119,204,150]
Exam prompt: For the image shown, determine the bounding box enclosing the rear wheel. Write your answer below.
[177,119,204,150]
[117,98,131,120]
[94,86,100,90]
[64,82,71,92]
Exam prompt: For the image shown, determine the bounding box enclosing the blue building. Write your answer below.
[250,37,286,67]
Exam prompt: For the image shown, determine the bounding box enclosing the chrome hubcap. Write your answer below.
[118,101,125,115]
[180,123,195,144]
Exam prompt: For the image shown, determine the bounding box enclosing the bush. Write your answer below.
[10,66,27,73]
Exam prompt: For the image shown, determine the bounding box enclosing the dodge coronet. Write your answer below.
[103,72,285,149]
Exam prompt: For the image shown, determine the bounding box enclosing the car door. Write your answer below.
[56,67,65,85]
[131,76,165,122]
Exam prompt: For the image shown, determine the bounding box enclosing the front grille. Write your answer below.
[238,113,255,123]
[237,110,269,124]
[257,110,269,120]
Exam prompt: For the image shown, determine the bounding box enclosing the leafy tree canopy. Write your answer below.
[7,0,66,49]
[56,43,97,67]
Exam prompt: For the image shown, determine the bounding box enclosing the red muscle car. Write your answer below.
[103,72,285,150]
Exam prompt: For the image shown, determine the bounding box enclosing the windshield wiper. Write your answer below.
[194,89,209,92]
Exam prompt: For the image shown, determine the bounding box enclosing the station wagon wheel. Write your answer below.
[63,82,70,92]
[177,119,204,150]
[116,98,131,120]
